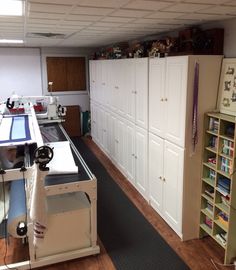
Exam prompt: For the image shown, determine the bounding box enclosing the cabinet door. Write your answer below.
[149,58,166,137]
[108,113,116,162]
[135,58,148,129]
[89,60,96,101]
[125,120,136,185]
[148,133,164,214]
[101,109,109,154]
[125,59,136,123]
[116,117,126,174]
[163,140,184,237]
[91,103,98,143]
[165,56,188,147]
[100,60,107,106]
[96,60,103,104]
[96,106,103,146]
[135,126,148,199]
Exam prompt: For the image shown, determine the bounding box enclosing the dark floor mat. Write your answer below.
[0,219,7,239]
[73,138,190,270]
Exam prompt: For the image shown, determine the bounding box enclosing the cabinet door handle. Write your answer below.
[159,176,162,180]
[163,177,166,182]
[160,98,164,101]
[164,98,168,101]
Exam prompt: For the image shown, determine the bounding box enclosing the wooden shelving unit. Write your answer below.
[200,112,236,264]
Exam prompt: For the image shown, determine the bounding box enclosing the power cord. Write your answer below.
[211,258,236,270]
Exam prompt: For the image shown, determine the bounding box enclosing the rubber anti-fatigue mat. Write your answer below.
[72,138,190,270]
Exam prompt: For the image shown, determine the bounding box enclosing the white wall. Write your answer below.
[0,47,42,101]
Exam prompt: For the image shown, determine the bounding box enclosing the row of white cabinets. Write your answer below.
[89,58,148,130]
[91,102,148,199]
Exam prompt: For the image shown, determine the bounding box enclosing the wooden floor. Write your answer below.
[0,137,234,270]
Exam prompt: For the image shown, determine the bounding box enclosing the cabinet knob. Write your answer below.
[92,80,95,83]
[132,153,135,157]
[160,98,164,101]
[159,176,162,180]
[115,86,119,89]
[163,177,166,182]
[102,82,105,85]
[164,98,168,101]
[135,155,137,159]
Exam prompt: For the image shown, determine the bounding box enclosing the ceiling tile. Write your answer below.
[183,0,229,3]
[87,26,112,31]
[62,20,93,26]
[77,0,130,8]
[66,14,103,21]
[224,1,236,5]
[162,3,212,12]
[92,22,123,28]
[29,0,76,4]
[71,7,115,16]
[100,16,135,23]
[178,12,234,20]
[197,5,236,14]
[29,3,72,14]
[146,11,185,19]
[28,18,59,25]
[28,12,65,19]
[110,9,152,18]
[122,1,173,11]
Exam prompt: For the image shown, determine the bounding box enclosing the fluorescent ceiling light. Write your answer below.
[0,39,23,43]
[0,0,23,16]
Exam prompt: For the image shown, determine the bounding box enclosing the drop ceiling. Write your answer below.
[1,0,236,47]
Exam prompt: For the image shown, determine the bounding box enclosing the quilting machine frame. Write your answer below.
[0,103,100,270]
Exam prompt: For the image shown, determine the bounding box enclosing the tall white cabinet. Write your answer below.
[90,55,223,240]
[148,55,222,240]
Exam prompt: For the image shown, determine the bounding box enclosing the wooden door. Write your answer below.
[148,133,164,214]
[47,57,67,91]
[165,56,188,147]
[67,57,86,91]
[149,58,166,138]
[163,140,184,237]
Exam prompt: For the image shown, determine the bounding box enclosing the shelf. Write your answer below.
[202,177,215,187]
[219,153,233,161]
[205,146,217,154]
[214,219,228,232]
[203,162,216,170]
[219,134,234,142]
[215,203,229,215]
[200,223,212,235]
[201,208,213,219]
[213,235,227,249]
[201,193,214,202]
[216,169,231,179]
[206,130,218,136]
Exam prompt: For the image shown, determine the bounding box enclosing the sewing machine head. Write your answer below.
[5,94,66,123]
